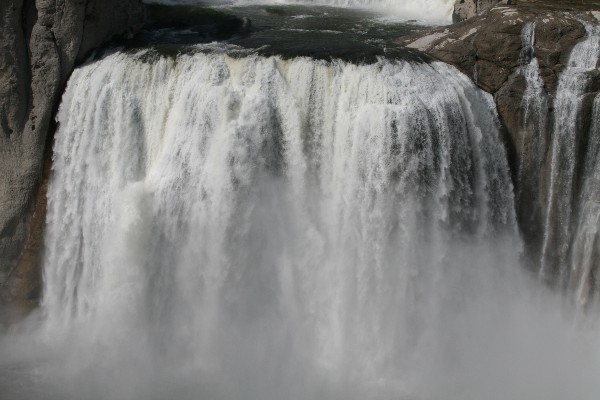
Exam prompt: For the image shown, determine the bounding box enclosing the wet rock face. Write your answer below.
[0,0,144,313]
[400,3,600,275]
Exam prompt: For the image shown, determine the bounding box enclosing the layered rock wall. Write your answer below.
[0,0,144,314]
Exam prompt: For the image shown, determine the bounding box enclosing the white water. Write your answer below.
[514,22,548,253]
[517,22,547,181]
[3,50,600,399]
[147,0,455,24]
[570,94,600,308]
[519,22,546,125]
[541,23,600,286]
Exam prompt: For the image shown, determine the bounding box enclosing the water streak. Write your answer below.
[515,22,548,261]
[570,95,600,308]
[540,23,600,285]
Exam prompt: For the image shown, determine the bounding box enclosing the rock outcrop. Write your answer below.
[401,2,600,300]
[0,0,144,317]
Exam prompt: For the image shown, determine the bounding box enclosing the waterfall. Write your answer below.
[519,22,546,125]
[540,23,600,287]
[25,49,527,399]
[4,46,600,399]
[515,22,548,261]
[570,94,600,308]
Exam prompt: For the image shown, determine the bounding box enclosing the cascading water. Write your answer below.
[519,22,547,130]
[516,22,548,234]
[571,96,600,308]
[540,22,600,287]
[514,22,548,262]
[3,46,600,399]
[43,51,518,398]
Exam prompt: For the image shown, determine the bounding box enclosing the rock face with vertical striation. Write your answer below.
[0,0,144,315]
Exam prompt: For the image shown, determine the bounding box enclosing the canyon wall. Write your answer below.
[0,0,144,314]
[402,3,600,305]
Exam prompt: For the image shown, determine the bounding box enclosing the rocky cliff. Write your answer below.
[401,1,600,303]
[0,0,144,316]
